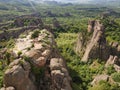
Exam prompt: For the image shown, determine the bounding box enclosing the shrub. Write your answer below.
[5,52,11,65]
[0,62,4,88]
[106,65,116,75]
[31,65,45,85]
[89,81,111,90]
[31,30,40,39]
[23,56,30,62]
[27,47,31,51]
[111,72,120,83]
[72,83,82,90]
[17,51,22,57]
[31,44,34,48]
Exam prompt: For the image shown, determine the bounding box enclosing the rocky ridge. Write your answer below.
[1,29,72,90]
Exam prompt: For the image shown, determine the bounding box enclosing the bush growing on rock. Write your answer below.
[106,65,116,75]
[0,64,3,88]
[17,51,22,58]
[31,30,40,39]
[111,72,120,83]
[89,81,111,90]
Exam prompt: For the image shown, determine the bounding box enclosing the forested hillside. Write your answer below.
[0,0,120,90]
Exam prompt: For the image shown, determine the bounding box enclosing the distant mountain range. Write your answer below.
[89,0,120,6]
[90,0,120,5]
[0,0,37,8]
[0,0,28,4]
[37,0,120,7]
[0,0,119,7]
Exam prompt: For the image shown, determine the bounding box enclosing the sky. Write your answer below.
[40,0,91,3]
[31,0,120,4]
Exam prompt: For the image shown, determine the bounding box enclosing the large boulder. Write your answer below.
[3,59,37,90]
[50,58,72,90]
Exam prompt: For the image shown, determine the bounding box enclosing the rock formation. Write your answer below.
[81,20,110,62]
[81,19,120,88]
[0,26,38,41]
[75,20,120,63]
[4,59,37,90]
[50,58,72,90]
[14,15,43,27]
[1,29,72,90]
[105,55,118,67]
[74,33,85,57]
[91,74,109,86]
[1,87,15,90]
[52,18,61,28]
[105,55,120,72]
[87,20,95,33]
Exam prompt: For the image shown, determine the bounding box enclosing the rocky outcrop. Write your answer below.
[105,55,118,67]
[0,87,15,90]
[0,26,38,41]
[91,74,109,86]
[110,42,120,56]
[87,20,95,33]
[91,74,119,87]
[81,20,110,62]
[114,64,120,72]
[50,58,72,90]
[1,29,72,90]
[117,45,120,52]
[0,14,44,41]
[13,29,53,68]
[4,59,37,90]
[52,18,61,28]
[14,15,43,27]
[75,20,120,63]
[105,55,120,72]
[74,33,84,56]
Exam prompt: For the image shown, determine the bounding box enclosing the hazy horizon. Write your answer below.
[31,0,120,4]
[36,0,91,3]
